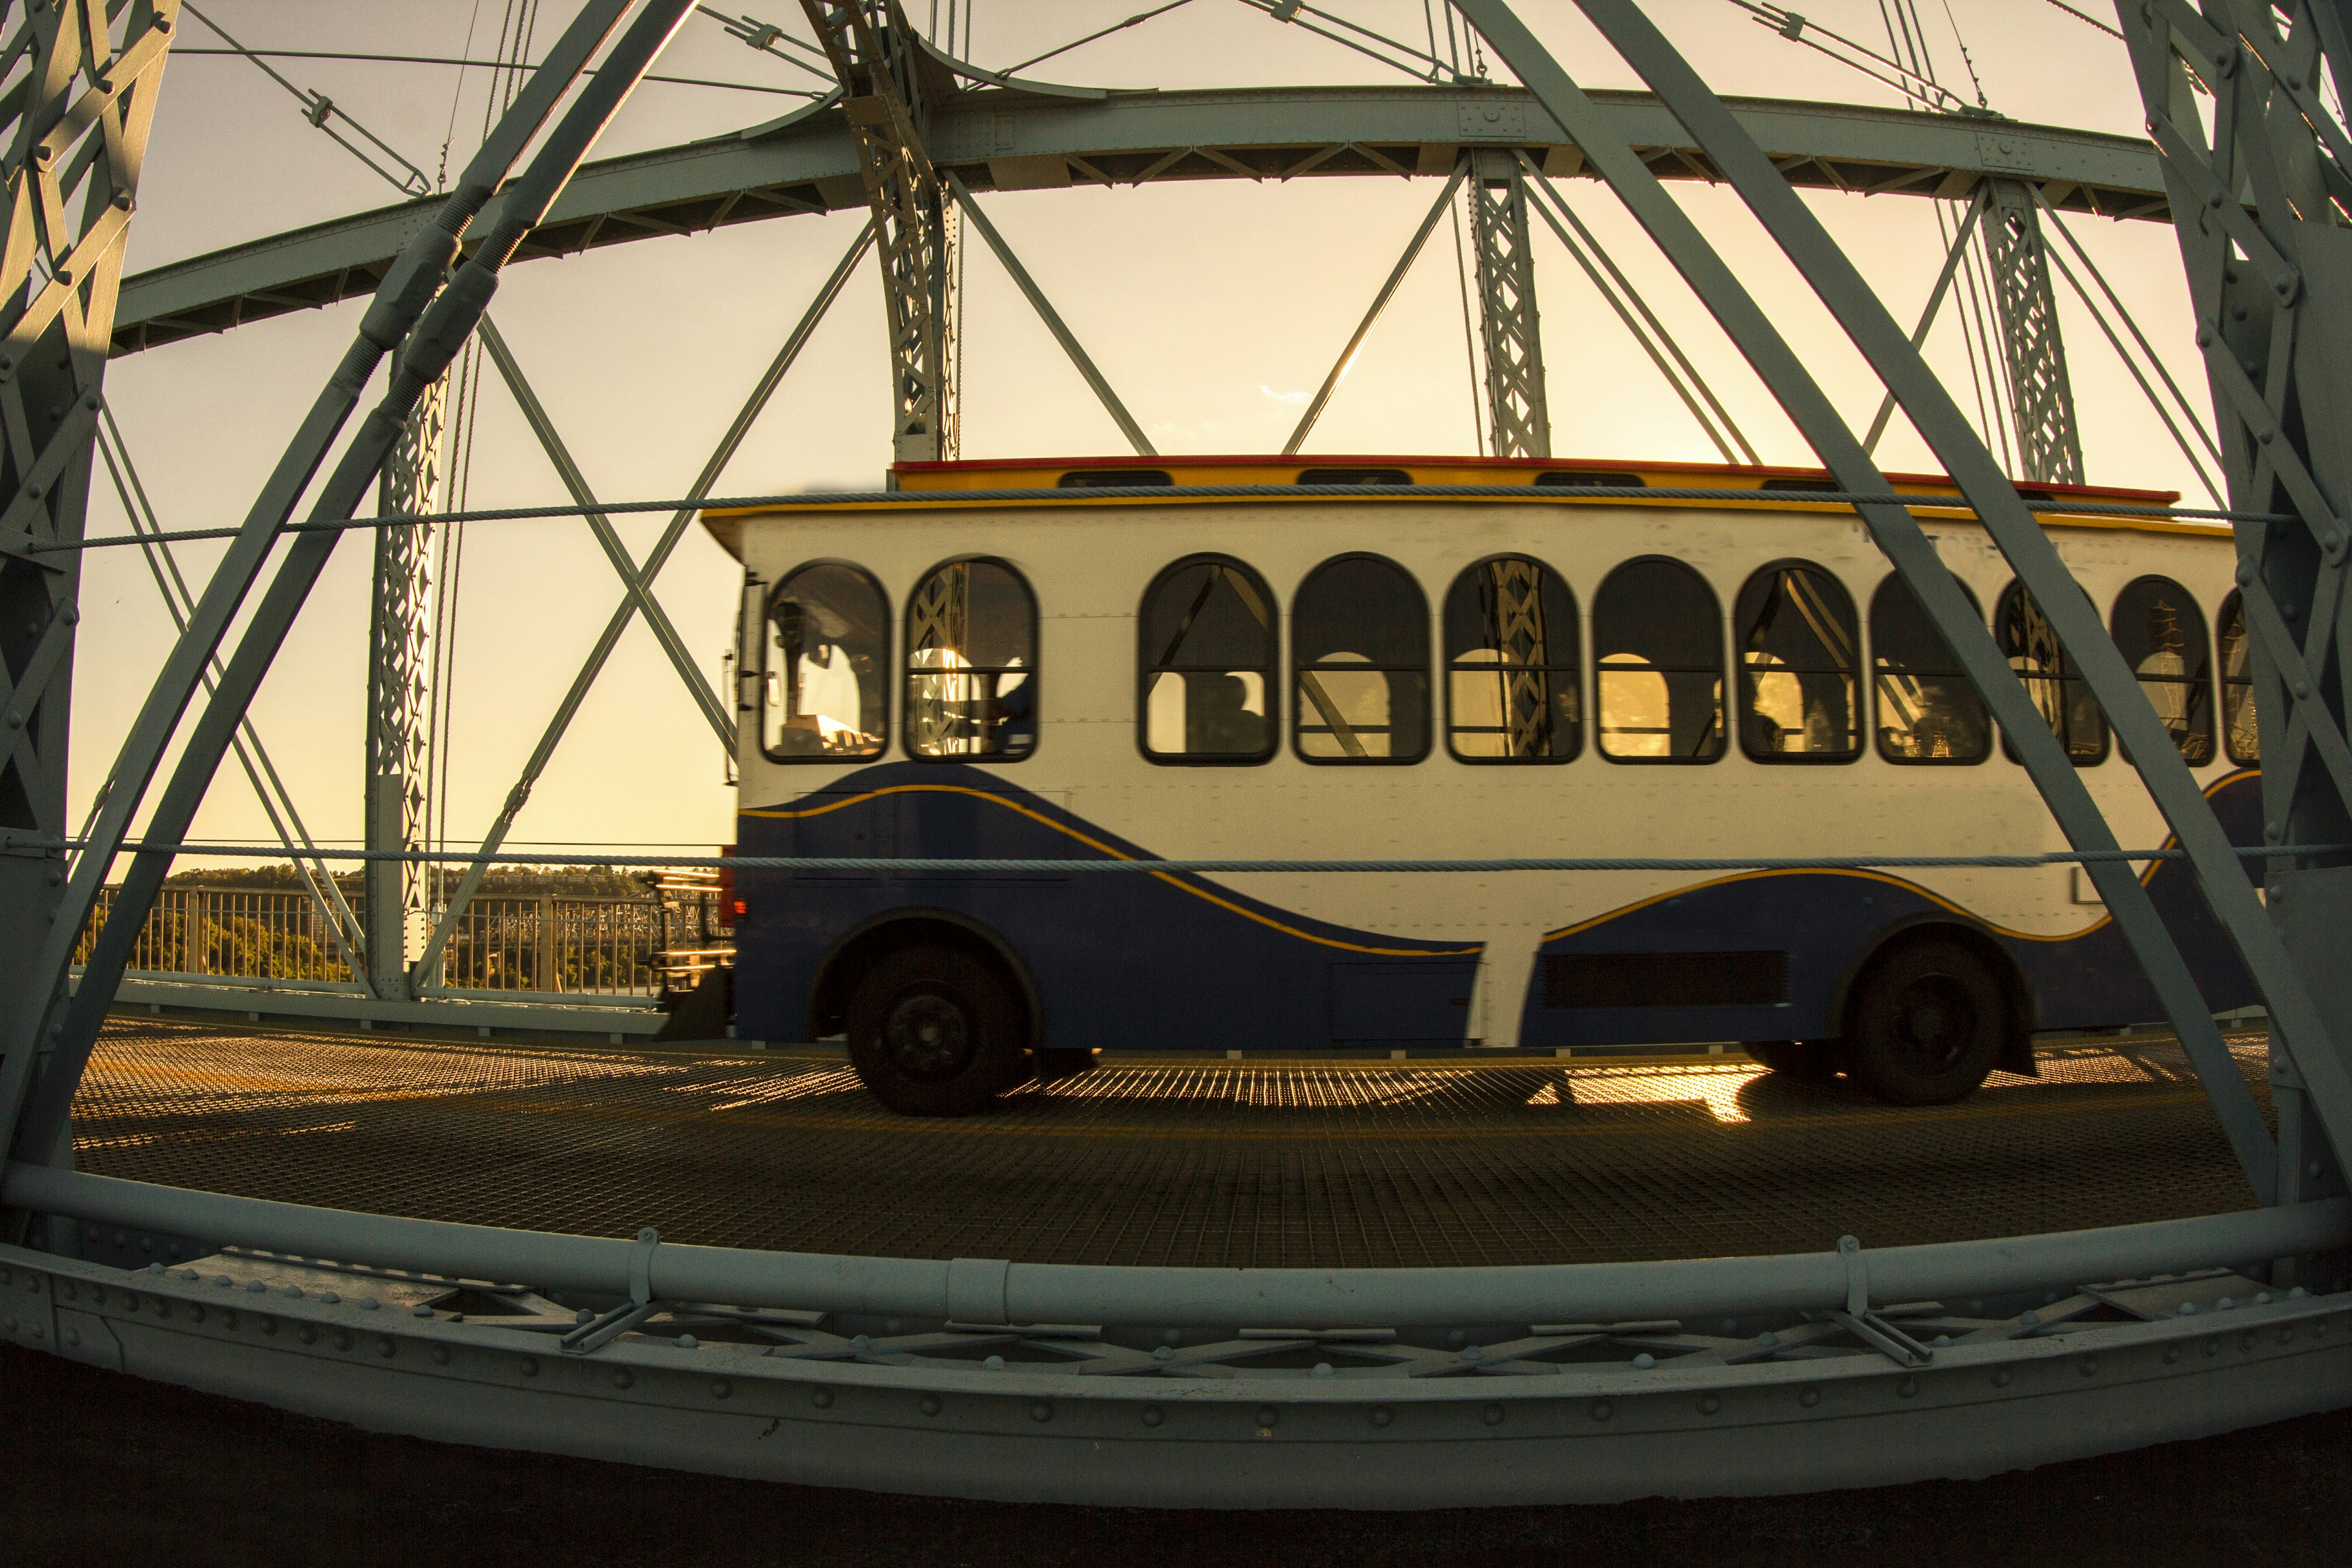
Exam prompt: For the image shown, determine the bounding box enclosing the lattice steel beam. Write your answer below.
[0,1,178,1164]
[800,0,958,462]
[1980,177,2084,486]
[1466,148,1550,458]
[363,361,447,997]
[2119,0,2352,1210]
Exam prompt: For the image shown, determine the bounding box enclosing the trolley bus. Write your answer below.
[704,454,2260,1115]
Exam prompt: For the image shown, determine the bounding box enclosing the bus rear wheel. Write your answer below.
[1744,1040,1845,1082]
[846,945,1025,1116]
[1845,939,2004,1106]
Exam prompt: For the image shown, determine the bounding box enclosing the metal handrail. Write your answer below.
[10,1163,2345,1332]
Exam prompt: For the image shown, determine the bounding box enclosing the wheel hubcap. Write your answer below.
[883,992,974,1082]
[1893,974,1973,1072]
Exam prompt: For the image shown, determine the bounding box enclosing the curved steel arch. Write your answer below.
[112,82,2168,354]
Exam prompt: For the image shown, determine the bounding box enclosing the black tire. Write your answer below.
[845,944,1025,1116]
[1744,1039,1845,1082]
[1844,939,2005,1106]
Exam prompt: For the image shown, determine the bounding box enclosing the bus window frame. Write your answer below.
[1289,550,1433,767]
[1442,552,1582,766]
[761,559,892,766]
[2109,573,2216,768]
[1868,571,1989,767]
[2217,588,2260,767]
[1135,552,1281,767]
[1591,553,1727,766]
[900,553,1042,765]
[1733,557,1862,766]
[1996,578,2111,767]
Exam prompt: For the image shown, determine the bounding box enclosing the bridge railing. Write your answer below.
[74,885,727,1001]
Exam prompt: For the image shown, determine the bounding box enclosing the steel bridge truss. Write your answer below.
[1,0,2350,1507]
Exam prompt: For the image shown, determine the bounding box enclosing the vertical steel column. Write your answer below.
[363,363,447,998]
[1979,178,2085,485]
[801,1,959,463]
[1466,148,1551,458]
[2119,0,2352,1205]
[0,2,176,1167]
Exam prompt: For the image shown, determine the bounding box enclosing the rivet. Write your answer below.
[677,1333,698,1349]
[1254,1406,1278,1429]
[711,1379,731,1399]
[984,1355,1005,1371]
[1142,1405,1164,1427]
[1897,1376,1918,1398]
[1799,1387,1822,1408]
[333,1329,353,1351]
[1311,1363,1334,1378]
[412,1304,432,1319]
[246,1281,266,1295]
[360,1297,379,1311]
[432,1347,451,1365]
[223,1311,238,1330]
[1698,1394,1722,1415]
[1591,1400,1613,1422]
[918,1394,941,1415]
[2164,1346,2182,1364]
[613,1369,632,1389]
[1368,1407,1391,1428]
[64,1327,80,1348]
[1991,1370,2011,1388]
[2080,1355,2099,1377]
[2259,426,2276,443]
[299,1327,318,1345]
[1030,1401,1053,1423]
[319,1291,340,1305]
[2203,1337,2220,1357]
[377,1337,395,1359]
[1633,1353,1657,1370]
[260,1318,277,1336]
[2240,1331,2256,1352]
[812,1388,833,1409]
[519,1357,538,1376]
[2278,1328,2294,1346]
[1480,1403,1504,1427]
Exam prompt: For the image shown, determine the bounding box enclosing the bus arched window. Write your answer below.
[2112,576,2214,765]
[1594,558,1724,762]
[903,557,1037,761]
[1736,562,1858,763]
[1444,556,1578,762]
[1292,554,1430,763]
[1139,556,1276,763]
[763,562,888,762]
[2218,590,2258,764]
[1997,581,2107,766]
[1871,573,1988,764]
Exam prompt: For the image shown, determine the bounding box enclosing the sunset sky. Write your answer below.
[74,1,2197,867]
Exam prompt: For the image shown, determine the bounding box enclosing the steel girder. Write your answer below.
[2118,0,2352,1215]
[2,1169,2349,1506]
[1980,177,2087,485]
[1466,149,1550,458]
[800,0,959,462]
[105,86,2174,357]
[0,0,698,1175]
[0,1,178,1166]
[361,368,447,997]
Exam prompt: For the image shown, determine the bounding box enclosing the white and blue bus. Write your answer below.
[706,454,2260,1115]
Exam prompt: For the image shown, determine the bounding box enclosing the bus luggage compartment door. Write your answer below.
[1327,960,1479,1046]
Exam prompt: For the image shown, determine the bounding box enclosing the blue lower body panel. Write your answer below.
[733,764,1481,1052]
[733,766,2263,1053]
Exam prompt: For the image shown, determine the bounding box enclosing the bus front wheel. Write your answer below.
[846,944,1025,1116]
[1845,939,2004,1106]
